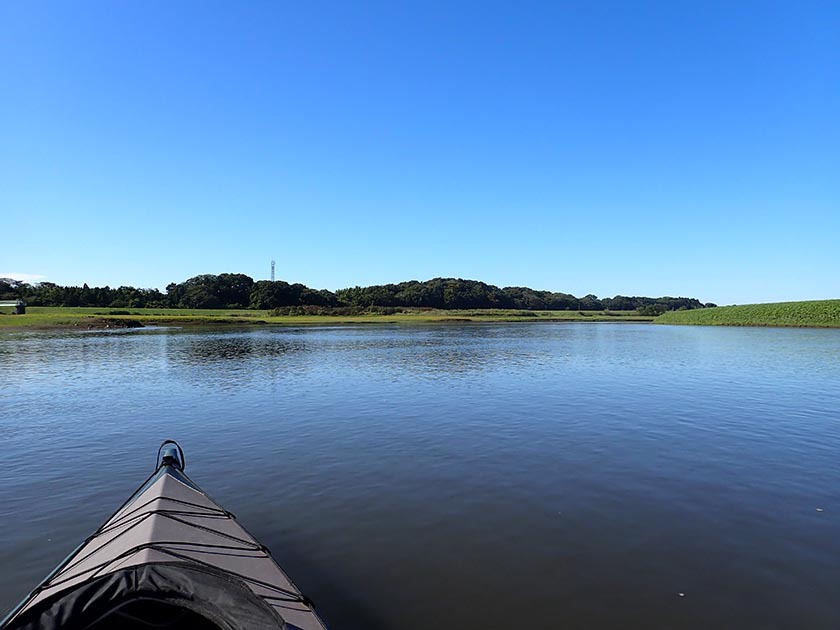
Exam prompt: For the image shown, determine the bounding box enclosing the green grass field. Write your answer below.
[656,299,840,328]
[0,306,653,330]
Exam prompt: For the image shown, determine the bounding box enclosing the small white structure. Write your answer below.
[0,299,26,314]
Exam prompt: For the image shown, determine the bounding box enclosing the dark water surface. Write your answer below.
[2,323,840,628]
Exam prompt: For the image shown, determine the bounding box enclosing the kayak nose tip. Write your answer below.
[157,440,185,471]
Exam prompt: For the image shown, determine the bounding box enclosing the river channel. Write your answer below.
[2,323,839,628]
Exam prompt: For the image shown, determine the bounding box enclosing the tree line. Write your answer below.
[0,275,715,312]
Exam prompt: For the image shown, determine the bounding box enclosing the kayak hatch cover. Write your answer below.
[0,441,328,630]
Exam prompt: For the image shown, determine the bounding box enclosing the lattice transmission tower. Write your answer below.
[271,260,276,282]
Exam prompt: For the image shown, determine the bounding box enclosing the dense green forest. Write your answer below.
[0,274,714,313]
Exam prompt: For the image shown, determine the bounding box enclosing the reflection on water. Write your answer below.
[2,323,840,629]
[165,332,313,390]
[173,333,309,363]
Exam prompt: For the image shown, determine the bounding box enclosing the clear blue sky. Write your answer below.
[2,1,838,304]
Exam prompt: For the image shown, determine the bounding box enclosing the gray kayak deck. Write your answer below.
[4,466,327,630]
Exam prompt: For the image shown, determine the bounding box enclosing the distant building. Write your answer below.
[0,299,26,314]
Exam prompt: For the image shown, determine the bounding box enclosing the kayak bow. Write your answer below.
[1,441,327,630]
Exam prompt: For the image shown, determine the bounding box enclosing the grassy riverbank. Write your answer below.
[656,299,840,328]
[0,306,654,330]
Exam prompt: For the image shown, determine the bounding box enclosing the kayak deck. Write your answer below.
[1,443,327,630]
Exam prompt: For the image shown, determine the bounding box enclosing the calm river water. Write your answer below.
[2,323,840,628]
